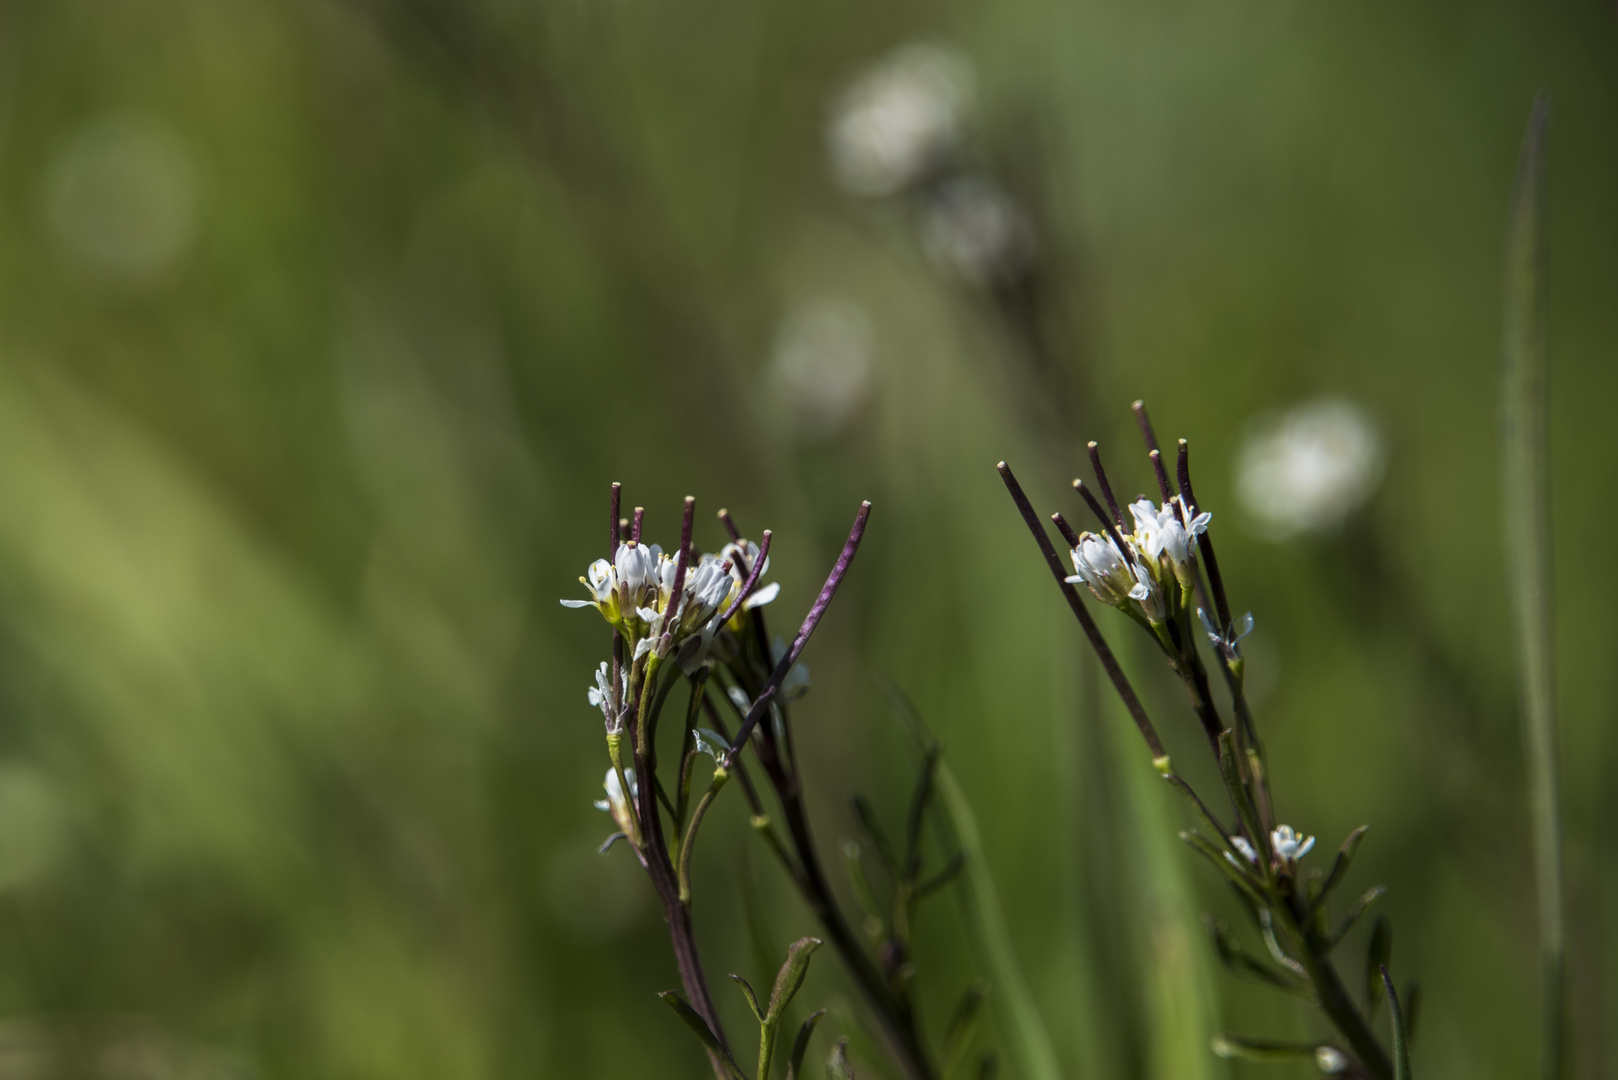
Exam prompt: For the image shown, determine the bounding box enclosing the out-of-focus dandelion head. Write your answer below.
[828,44,974,198]
[768,297,873,437]
[921,175,1033,288]
[1236,398,1384,538]
[45,114,199,283]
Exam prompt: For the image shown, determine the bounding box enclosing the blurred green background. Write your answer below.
[0,0,1611,1076]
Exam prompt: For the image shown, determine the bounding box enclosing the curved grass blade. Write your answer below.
[1501,91,1565,1080]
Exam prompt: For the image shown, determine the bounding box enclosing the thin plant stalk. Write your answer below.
[1501,92,1565,1080]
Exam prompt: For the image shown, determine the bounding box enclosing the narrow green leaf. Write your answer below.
[730,973,764,1023]
[1365,916,1392,1016]
[1202,916,1313,998]
[1501,91,1564,1080]
[933,762,1063,1080]
[658,991,748,1080]
[1179,830,1265,907]
[852,796,899,875]
[1216,732,1264,866]
[1316,826,1370,908]
[1330,885,1387,948]
[785,1009,826,1080]
[1210,1033,1321,1062]
[941,981,988,1075]
[1381,966,1414,1080]
[843,841,885,929]
[916,851,965,899]
[902,747,940,880]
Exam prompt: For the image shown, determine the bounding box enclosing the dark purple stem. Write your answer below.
[632,506,645,544]
[610,482,622,554]
[1074,479,1136,564]
[1132,400,1174,501]
[1051,512,1081,548]
[717,507,743,543]
[998,462,1167,759]
[718,530,773,624]
[1176,439,1234,631]
[723,501,872,768]
[1087,441,1128,530]
[665,497,695,627]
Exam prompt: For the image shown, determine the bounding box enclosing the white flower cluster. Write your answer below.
[1065,496,1210,624]
[563,538,780,725]
[1225,825,1316,872]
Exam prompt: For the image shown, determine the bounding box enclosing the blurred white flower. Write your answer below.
[1225,835,1259,870]
[1315,1047,1347,1074]
[768,297,873,436]
[1236,398,1384,538]
[920,175,1033,287]
[594,766,639,839]
[828,44,974,197]
[45,114,198,282]
[1270,824,1315,865]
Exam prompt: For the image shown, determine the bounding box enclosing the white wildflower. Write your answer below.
[1237,398,1384,538]
[1066,532,1136,607]
[1198,607,1255,664]
[1315,1047,1347,1074]
[1225,836,1259,871]
[1127,566,1166,624]
[1270,824,1316,865]
[586,662,627,734]
[828,44,974,197]
[559,541,665,627]
[594,767,639,839]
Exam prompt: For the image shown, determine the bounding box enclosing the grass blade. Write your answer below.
[1501,91,1565,1080]
[934,762,1064,1080]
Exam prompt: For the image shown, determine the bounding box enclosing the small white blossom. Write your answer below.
[1126,566,1166,624]
[1225,836,1259,870]
[680,555,735,633]
[595,767,640,839]
[717,540,779,622]
[586,662,628,734]
[1198,607,1255,664]
[1271,824,1316,865]
[1315,1047,1347,1074]
[1066,532,1136,607]
[560,541,665,626]
[1129,496,1211,592]
[1237,398,1384,539]
[828,44,974,197]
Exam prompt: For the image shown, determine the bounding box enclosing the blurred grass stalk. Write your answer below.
[1500,93,1565,1080]
[934,761,1064,1080]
